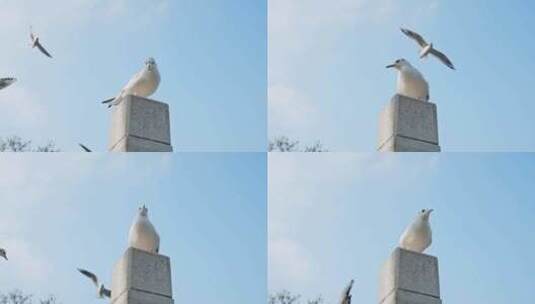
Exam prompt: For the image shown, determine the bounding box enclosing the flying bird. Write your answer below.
[0,78,17,91]
[29,26,53,58]
[401,28,455,70]
[79,143,92,152]
[0,248,7,261]
[102,57,160,108]
[386,58,430,101]
[77,268,111,298]
[339,279,354,304]
[128,205,160,253]
[399,209,434,253]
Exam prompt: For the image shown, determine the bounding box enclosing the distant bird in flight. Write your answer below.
[102,57,160,108]
[78,268,111,298]
[399,209,434,253]
[0,248,7,261]
[401,28,455,70]
[79,143,92,152]
[386,58,430,101]
[0,78,16,91]
[339,279,354,304]
[29,26,53,58]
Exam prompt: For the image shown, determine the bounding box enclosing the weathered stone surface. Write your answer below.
[378,95,440,152]
[379,248,441,304]
[380,289,442,304]
[111,247,173,304]
[108,95,172,152]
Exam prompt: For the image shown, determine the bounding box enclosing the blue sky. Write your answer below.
[0,0,266,152]
[269,153,535,303]
[269,0,535,151]
[0,153,266,303]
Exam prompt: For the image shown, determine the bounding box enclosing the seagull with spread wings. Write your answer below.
[401,28,455,70]
[78,268,111,299]
[29,26,53,58]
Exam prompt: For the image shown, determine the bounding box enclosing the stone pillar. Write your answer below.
[377,95,440,152]
[108,95,173,152]
[111,247,174,304]
[379,247,442,304]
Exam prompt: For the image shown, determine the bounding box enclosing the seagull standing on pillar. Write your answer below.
[102,57,161,108]
[401,28,455,70]
[386,59,430,102]
[399,209,434,253]
[77,268,111,299]
[0,248,7,261]
[339,279,354,304]
[29,26,53,58]
[128,205,160,254]
[0,78,16,91]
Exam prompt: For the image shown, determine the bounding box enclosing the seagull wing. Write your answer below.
[79,143,92,152]
[0,78,16,90]
[35,41,52,58]
[401,28,428,47]
[429,48,455,70]
[78,268,99,287]
[102,288,111,298]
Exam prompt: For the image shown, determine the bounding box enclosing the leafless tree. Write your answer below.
[269,290,324,304]
[0,290,60,304]
[0,136,59,152]
[269,136,327,152]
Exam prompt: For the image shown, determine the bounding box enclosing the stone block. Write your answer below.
[378,95,440,152]
[108,95,172,152]
[111,247,173,304]
[379,248,441,304]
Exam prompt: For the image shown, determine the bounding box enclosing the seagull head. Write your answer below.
[386,58,411,70]
[139,204,149,217]
[145,57,157,70]
[418,208,434,221]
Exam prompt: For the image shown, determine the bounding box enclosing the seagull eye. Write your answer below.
[421,209,425,213]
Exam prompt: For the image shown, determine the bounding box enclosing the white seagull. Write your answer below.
[339,279,354,304]
[386,58,430,102]
[128,205,160,254]
[0,78,17,91]
[78,268,111,298]
[0,248,7,261]
[29,26,53,58]
[401,28,455,70]
[102,57,160,108]
[399,209,434,253]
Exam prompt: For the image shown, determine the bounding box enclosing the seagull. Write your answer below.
[29,26,53,58]
[79,143,92,152]
[77,268,111,299]
[401,28,455,70]
[102,57,160,108]
[399,209,434,253]
[0,78,17,91]
[386,58,430,101]
[128,205,160,253]
[0,248,7,260]
[339,279,354,304]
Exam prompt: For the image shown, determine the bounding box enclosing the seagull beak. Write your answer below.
[386,64,395,69]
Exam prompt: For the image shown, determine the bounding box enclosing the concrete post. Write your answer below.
[111,247,174,304]
[108,95,173,152]
[379,247,442,304]
[377,95,440,152]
